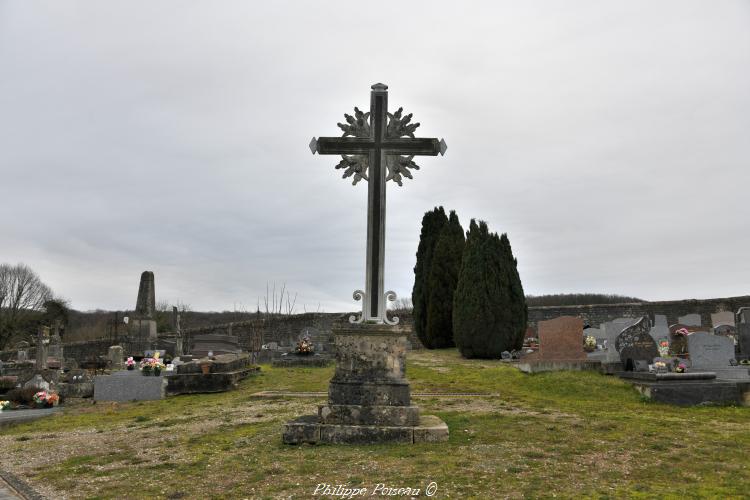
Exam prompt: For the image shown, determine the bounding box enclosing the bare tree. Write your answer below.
[0,263,54,349]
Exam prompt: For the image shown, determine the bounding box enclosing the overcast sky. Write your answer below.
[1,1,749,313]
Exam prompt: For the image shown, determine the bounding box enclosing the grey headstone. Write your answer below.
[94,370,166,402]
[649,314,670,343]
[678,313,702,327]
[599,318,639,363]
[191,335,241,357]
[739,323,750,357]
[687,333,735,370]
[109,346,124,370]
[711,311,735,327]
[16,341,30,362]
[24,374,50,391]
[616,317,659,371]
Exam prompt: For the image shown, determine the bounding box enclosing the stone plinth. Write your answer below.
[283,324,448,444]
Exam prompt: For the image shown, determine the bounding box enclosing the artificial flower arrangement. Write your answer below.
[140,352,166,376]
[295,335,315,355]
[583,335,597,352]
[658,340,670,357]
[653,361,668,373]
[674,328,690,337]
[0,400,11,411]
[32,391,60,408]
[126,357,135,370]
[675,362,687,373]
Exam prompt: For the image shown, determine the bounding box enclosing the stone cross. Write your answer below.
[310,83,447,324]
[35,326,50,372]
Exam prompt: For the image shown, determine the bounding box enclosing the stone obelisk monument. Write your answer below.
[283,84,448,444]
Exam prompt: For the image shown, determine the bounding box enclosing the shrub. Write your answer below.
[453,220,527,358]
[424,211,465,348]
[412,207,448,347]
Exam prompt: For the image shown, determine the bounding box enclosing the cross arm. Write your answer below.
[313,137,373,155]
[382,138,443,156]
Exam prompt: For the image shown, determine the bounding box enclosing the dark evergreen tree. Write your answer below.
[453,220,527,358]
[412,207,448,348]
[425,211,465,348]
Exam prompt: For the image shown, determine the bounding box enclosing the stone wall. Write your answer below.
[527,295,750,332]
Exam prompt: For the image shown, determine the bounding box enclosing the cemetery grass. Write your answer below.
[1,351,749,499]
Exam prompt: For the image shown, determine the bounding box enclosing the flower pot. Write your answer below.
[200,363,211,375]
[153,367,161,377]
[127,365,134,371]
[142,367,152,376]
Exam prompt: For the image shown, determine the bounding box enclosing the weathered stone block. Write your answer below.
[283,415,321,444]
[328,380,411,406]
[320,423,414,444]
[413,415,449,443]
[318,404,420,426]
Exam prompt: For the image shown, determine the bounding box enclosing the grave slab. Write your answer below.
[94,370,165,402]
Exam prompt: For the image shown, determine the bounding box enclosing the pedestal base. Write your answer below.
[282,324,448,445]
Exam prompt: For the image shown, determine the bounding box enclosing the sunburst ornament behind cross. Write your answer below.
[310,83,447,325]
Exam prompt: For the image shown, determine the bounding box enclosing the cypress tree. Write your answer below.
[412,207,448,348]
[453,220,526,358]
[425,211,465,348]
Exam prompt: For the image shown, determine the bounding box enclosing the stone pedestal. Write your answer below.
[283,324,448,445]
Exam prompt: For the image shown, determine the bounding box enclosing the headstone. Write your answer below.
[739,326,750,358]
[711,311,735,327]
[688,333,735,369]
[16,341,30,362]
[48,329,63,362]
[534,316,586,361]
[615,317,659,371]
[678,313,702,327]
[35,326,50,371]
[108,346,124,370]
[597,318,639,363]
[649,314,670,343]
[24,374,50,391]
[687,332,750,380]
[191,335,241,358]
